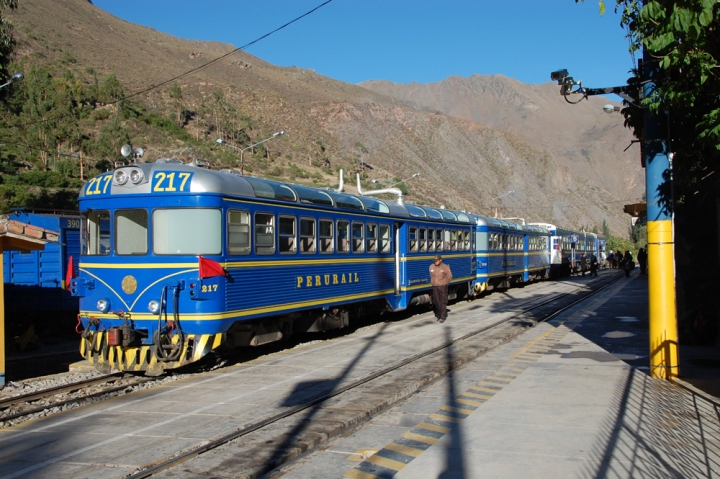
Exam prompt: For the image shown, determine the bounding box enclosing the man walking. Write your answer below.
[429,254,452,323]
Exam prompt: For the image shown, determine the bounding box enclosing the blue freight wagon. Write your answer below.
[3,209,80,335]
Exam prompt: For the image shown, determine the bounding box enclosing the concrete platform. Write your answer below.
[285,272,720,479]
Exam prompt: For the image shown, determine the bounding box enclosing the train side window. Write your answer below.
[379,224,391,253]
[255,213,275,255]
[427,228,435,252]
[409,226,418,252]
[300,217,316,254]
[319,219,334,253]
[463,230,470,251]
[447,229,456,251]
[228,210,251,255]
[419,228,427,252]
[366,223,378,252]
[337,220,350,253]
[352,221,364,253]
[436,229,444,252]
[279,215,297,254]
[83,210,110,256]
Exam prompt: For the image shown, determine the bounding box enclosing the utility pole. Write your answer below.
[550,56,680,379]
[642,53,679,379]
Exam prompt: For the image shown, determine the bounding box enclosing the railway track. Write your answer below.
[0,372,155,424]
[127,272,625,479]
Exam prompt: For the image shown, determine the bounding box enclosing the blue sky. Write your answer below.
[92,0,636,92]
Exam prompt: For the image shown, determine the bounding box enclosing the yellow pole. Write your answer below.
[647,220,678,379]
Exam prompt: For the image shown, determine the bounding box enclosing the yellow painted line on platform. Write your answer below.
[344,469,380,479]
[365,454,406,471]
[455,397,483,407]
[402,431,439,445]
[441,405,474,415]
[462,391,493,400]
[487,375,513,383]
[429,413,462,424]
[471,386,500,395]
[384,442,423,458]
[417,422,450,434]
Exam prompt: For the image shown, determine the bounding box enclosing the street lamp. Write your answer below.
[371,172,420,189]
[603,104,621,113]
[0,72,24,90]
[216,130,285,174]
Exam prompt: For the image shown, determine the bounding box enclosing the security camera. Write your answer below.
[550,69,569,82]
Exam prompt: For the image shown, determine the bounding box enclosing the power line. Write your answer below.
[11,0,334,127]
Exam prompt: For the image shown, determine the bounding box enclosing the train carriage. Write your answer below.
[472,218,550,294]
[71,161,477,373]
[2,210,80,334]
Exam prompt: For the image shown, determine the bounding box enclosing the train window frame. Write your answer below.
[366,223,378,253]
[153,208,222,256]
[82,210,111,256]
[319,218,334,254]
[463,229,470,251]
[436,229,444,252]
[352,221,364,253]
[337,220,351,254]
[379,224,391,254]
[427,228,435,252]
[254,212,275,255]
[278,215,297,255]
[299,217,316,254]
[409,226,418,252]
[227,209,251,255]
[419,227,427,252]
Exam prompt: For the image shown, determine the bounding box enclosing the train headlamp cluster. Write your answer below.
[114,168,145,186]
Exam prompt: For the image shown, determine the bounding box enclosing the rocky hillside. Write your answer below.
[6,0,642,235]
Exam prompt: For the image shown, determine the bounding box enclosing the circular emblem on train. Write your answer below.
[122,275,138,294]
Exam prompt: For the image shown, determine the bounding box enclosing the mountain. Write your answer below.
[6,0,642,235]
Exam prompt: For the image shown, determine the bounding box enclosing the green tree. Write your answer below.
[0,0,18,88]
[167,82,183,126]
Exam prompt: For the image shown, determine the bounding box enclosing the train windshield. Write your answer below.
[82,210,111,256]
[153,208,222,255]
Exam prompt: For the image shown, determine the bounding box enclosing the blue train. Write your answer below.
[3,209,80,335]
[70,158,603,373]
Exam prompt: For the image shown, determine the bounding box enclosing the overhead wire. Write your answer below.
[11,0,334,128]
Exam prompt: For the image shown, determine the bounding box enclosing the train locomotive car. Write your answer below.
[71,160,477,373]
[2,209,80,334]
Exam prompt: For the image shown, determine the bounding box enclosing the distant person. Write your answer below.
[637,247,647,274]
[580,253,587,276]
[429,254,452,323]
[623,250,633,277]
[590,253,598,276]
[607,250,615,269]
[600,249,607,269]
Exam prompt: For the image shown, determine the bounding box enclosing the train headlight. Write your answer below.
[130,168,144,184]
[97,298,111,313]
[115,170,128,185]
[148,300,161,315]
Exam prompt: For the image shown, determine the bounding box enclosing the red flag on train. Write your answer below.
[198,256,228,279]
[65,256,74,290]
